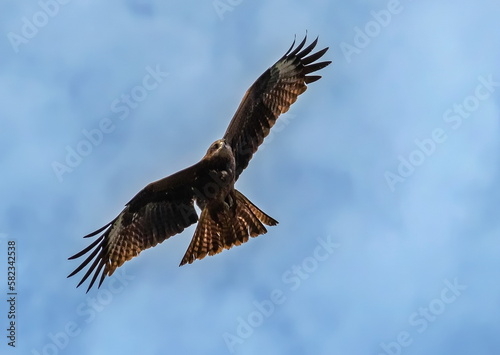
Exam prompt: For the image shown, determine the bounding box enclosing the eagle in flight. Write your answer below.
[68,35,331,292]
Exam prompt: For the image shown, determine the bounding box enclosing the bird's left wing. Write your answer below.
[223,35,331,179]
[68,163,203,292]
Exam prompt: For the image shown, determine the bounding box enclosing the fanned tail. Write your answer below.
[179,190,277,266]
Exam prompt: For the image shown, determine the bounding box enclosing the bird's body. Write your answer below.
[68,35,331,292]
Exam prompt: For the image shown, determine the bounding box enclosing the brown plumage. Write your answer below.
[68,35,331,292]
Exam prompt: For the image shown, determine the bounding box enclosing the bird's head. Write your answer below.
[206,139,231,157]
[204,139,235,172]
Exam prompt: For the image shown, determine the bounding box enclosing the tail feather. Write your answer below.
[237,206,267,237]
[179,208,222,266]
[179,190,277,266]
[235,190,278,226]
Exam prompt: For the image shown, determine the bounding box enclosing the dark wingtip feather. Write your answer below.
[68,222,112,289]
[86,257,107,293]
[305,75,322,84]
[283,34,297,57]
[83,221,113,238]
[98,266,108,289]
[288,34,308,58]
[304,61,332,75]
[74,250,105,292]
[68,234,104,260]
[302,47,329,65]
[296,36,319,59]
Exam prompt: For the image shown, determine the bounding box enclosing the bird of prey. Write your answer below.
[68,35,331,292]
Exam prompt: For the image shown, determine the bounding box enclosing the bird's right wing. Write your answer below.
[68,162,204,292]
[223,35,331,180]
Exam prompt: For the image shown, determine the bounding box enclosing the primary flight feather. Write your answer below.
[68,35,331,292]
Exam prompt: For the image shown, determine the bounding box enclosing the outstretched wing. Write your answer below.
[68,163,203,292]
[223,35,331,179]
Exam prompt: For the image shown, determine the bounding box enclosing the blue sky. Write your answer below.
[1,0,500,354]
